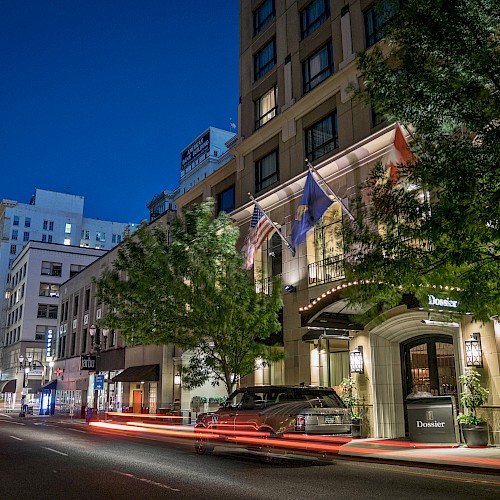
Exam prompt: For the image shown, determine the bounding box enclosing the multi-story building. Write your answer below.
[229,0,499,443]
[0,188,137,405]
[0,242,105,405]
[146,127,236,221]
[48,128,239,416]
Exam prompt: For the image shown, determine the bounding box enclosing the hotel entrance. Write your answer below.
[401,334,459,434]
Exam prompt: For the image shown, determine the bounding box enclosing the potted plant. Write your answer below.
[457,369,489,447]
[340,377,362,438]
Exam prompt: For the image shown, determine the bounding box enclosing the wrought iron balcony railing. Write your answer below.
[308,255,345,286]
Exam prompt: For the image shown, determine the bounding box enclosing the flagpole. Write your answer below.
[248,193,296,257]
[305,160,355,222]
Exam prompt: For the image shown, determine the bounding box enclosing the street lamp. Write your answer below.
[89,325,109,414]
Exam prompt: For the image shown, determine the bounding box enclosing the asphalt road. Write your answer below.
[1,417,499,500]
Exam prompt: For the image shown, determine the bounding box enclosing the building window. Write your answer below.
[42,234,47,242]
[96,231,106,242]
[41,261,62,276]
[303,42,334,94]
[39,283,60,297]
[117,235,122,243]
[254,39,276,81]
[255,86,278,129]
[305,112,339,161]
[82,328,87,353]
[23,232,29,242]
[364,0,398,48]
[70,264,85,278]
[309,203,344,286]
[43,220,48,230]
[64,238,71,246]
[49,221,54,231]
[13,216,19,226]
[301,0,330,39]
[10,245,16,255]
[24,217,31,228]
[35,325,47,341]
[255,150,279,192]
[12,230,18,240]
[73,295,79,316]
[37,304,58,319]
[371,106,385,127]
[48,235,53,243]
[82,229,90,240]
[84,289,90,310]
[65,223,72,234]
[254,0,275,35]
[217,186,235,214]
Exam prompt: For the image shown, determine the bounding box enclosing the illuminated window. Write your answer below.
[255,150,279,192]
[303,43,334,93]
[64,238,71,246]
[305,112,338,161]
[255,86,278,129]
[65,223,72,234]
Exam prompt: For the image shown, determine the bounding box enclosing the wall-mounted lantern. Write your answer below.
[174,373,181,385]
[350,346,364,374]
[465,333,482,368]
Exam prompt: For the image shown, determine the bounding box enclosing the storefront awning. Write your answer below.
[40,379,57,391]
[112,364,159,383]
[0,379,16,393]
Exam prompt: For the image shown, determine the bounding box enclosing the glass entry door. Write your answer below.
[401,335,458,433]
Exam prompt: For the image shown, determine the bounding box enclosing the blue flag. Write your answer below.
[290,171,332,251]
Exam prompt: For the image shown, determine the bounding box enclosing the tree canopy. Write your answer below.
[96,199,284,394]
[344,0,500,320]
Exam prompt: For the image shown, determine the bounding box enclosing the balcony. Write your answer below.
[308,255,345,286]
[255,274,282,295]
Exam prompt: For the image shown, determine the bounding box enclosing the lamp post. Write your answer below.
[89,325,109,414]
[18,355,45,416]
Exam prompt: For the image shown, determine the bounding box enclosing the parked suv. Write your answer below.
[194,385,350,455]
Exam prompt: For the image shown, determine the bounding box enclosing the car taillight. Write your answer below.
[295,414,305,432]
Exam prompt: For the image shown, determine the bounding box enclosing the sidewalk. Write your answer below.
[338,438,500,472]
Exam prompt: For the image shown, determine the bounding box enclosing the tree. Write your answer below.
[344,0,500,320]
[96,199,284,395]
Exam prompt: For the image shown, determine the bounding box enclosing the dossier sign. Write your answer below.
[80,355,97,371]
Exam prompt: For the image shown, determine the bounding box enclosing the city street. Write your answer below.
[1,416,499,500]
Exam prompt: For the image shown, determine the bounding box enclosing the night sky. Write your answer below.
[1,0,239,223]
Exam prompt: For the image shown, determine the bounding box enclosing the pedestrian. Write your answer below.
[85,405,92,423]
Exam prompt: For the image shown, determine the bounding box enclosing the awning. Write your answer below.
[112,364,159,383]
[40,379,57,391]
[0,380,16,393]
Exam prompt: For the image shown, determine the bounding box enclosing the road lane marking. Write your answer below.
[67,428,87,433]
[42,447,68,456]
[112,470,180,492]
[9,435,23,441]
[0,420,25,425]
[352,461,500,487]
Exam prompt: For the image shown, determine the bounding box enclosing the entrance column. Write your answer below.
[371,333,405,438]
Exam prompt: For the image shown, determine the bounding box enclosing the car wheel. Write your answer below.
[256,427,274,463]
[194,426,214,455]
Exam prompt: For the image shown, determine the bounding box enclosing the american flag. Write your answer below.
[243,205,274,269]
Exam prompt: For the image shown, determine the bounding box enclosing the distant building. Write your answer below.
[0,241,105,404]
[146,127,236,220]
[0,188,137,402]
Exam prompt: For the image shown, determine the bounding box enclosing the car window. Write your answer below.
[291,389,345,408]
[224,391,245,409]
